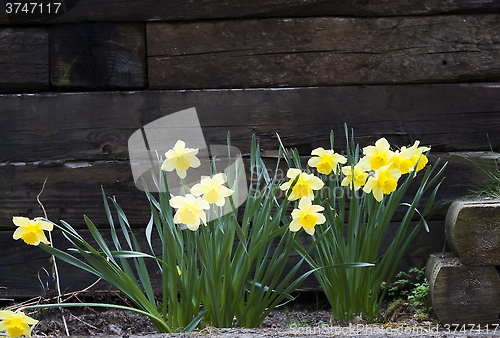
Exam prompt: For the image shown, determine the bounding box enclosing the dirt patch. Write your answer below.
[10,292,442,337]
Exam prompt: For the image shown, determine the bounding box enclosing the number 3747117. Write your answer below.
[5,2,62,14]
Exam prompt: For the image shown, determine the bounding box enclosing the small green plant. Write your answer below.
[384,267,433,321]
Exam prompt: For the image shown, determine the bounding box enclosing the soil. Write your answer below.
[3,292,443,337]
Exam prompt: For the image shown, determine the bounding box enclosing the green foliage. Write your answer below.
[283,127,446,322]
[385,267,433,320]
[21,134,322,332]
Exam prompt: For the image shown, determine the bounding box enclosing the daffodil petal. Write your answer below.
[307,177,324,190]
[218,186,234,197]
[38,231,50,245]
[212,173,226,186]
[307,157,321,167]
[308,204,325,213]
[304,226,315,235]
[188,155,201,168]
[170,196,188,208]
[316,214,326,224]
[375,137,391,152]
[173,140,186,153]
[12,227,25,240]
[37,219,53,231]
[373,186,384,202]
[286,168,302,179]
[175,168,187,179]
[280,181,291,191]
[289,219,302,232]
[311,147,326,157]
[332,153,347,164]
[190,183,206,196]
[298,197,312,210]
[363,177,376,193]
[12,217,30,228]
[161,158,175,172]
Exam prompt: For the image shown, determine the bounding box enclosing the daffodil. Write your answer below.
[12,217,53,246]
[390,146,415,175]
[176,265,181,276]
[308,147,347,175]
[280,168,324,201]
[161,140,201,179]
[341,163,369,191]
[170,194,209,231]
[0,310,38,338]
[408,140,430,172]
[362,138,394,171]
[190,173,234,207]
[289,197,326,235]
[363,165,402,202]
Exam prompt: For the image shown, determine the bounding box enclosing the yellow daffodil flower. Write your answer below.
[170,194,209,231]
[362,138,394,171]
[308,147,347,175]
[161,140,201,179]
[363,165,402,202]
[341,163,369,191]
[12,217,53,246]
[176,265,181,276]
[0,310,38,338]
[390,146,415,175]
[289,197,326,235]
[409,140,430,172]
[190,173,234,207]
[279,168,324,201]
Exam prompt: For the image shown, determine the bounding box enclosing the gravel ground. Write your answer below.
[12,292,499,338]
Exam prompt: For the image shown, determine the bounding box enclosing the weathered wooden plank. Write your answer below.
[147,15,500,88]
[1,0,500,24]
[445,199,500,266]
[0,27,49,93]
[0,220,444,298]
[50,23,146,90]
[0,151,496,231]
[0,85,499,164]
[426,253,500,325]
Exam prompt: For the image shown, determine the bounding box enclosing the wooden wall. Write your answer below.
[1,1,499,298]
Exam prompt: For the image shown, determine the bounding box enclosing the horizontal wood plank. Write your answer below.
[0,220,444,298]
[1,0,500,24]
[0,151,496,230]
[0,85,499,164]
[50,23,146,90]
[147,15,500,88]
[0,28,49,93]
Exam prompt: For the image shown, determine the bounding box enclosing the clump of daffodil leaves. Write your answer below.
[5,127,445,337]
[277,126,446,321]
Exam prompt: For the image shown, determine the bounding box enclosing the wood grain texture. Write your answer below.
[1,0,500,24]
[0,151,495,230]
[0,85,499,165]
[0,28,49,93]
[0,220,444,298]
[147,15,500,89]
[445,199,500,266]
[426,253,500,325]
[50,23,146,90]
